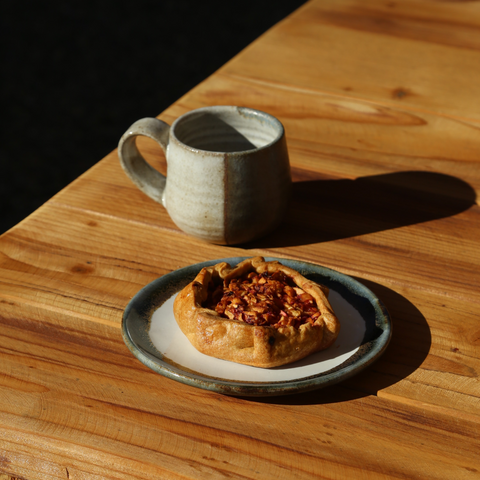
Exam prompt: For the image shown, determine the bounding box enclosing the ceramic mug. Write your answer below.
[118,105,291,245]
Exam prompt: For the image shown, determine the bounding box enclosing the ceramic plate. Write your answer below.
[122,257,391,396]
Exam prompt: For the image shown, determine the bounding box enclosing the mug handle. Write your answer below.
[118,117,170,205]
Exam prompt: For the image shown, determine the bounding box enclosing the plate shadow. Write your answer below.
[242,279,431,405]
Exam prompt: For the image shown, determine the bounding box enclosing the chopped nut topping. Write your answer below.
[204,270,321,329]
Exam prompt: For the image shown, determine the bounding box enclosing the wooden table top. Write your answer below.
[1,1,479,478]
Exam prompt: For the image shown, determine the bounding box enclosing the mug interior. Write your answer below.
[172,106,282,153]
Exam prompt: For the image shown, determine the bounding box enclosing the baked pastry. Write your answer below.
[173,257,340,368]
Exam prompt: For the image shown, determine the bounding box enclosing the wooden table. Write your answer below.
[1,1,479,478]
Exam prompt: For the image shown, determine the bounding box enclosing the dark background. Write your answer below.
[1,0,306,234]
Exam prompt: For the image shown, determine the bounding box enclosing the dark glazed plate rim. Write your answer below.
[121,257,392,396]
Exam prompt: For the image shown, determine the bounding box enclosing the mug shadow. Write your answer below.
[245,170,476,248]
[240,278,432,406]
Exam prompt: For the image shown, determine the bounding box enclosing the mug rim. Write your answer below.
[169,105,285,156]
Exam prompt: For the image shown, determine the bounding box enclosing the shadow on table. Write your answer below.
[245,170,476,248]
[243,279,431,406]
[238,170,473,404]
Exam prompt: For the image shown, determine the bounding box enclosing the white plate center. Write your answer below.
[149,290,365,382]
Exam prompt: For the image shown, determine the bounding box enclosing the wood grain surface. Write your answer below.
[1,0,479,478]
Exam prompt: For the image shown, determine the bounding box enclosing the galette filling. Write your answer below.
[204,270,321,329]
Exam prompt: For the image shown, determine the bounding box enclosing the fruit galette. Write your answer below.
[173,257,340,368]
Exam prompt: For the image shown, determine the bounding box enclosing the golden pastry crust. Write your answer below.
[173,257,341,368]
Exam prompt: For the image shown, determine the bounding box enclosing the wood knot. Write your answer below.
[71,264,94,274]
[392,88,408,99]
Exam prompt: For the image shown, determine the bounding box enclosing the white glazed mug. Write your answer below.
[118,106,291,245]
